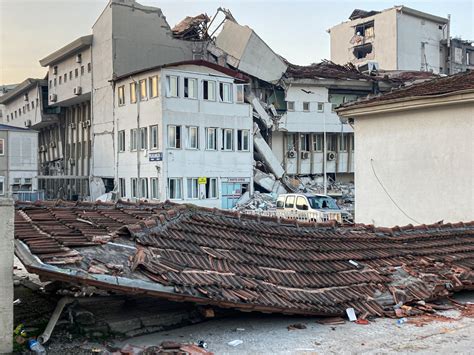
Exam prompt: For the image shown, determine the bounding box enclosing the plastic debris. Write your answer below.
[28,339,46,354]
[397,317,408,325]
[346,307,357,321]
[355,319,370,325]
[228,339,243,347]
[198,340,208,349]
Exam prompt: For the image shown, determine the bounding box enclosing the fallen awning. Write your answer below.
[14,200,474,317]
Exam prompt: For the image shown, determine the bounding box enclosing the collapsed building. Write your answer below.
[14,200,474,317]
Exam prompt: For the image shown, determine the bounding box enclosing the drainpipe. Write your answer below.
[38,297,74,344]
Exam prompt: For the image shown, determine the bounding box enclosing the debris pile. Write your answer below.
[233,191,276,211]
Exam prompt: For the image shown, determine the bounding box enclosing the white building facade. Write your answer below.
[114,62,253,209]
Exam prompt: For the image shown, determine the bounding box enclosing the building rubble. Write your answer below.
[14,200,474,319]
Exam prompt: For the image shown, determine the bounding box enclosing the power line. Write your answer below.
[370,158,421,225]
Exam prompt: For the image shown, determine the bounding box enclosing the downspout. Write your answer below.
[89,44,95,199]
[37,297,74,344]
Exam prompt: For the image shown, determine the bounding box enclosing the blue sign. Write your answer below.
[149,152,163,161]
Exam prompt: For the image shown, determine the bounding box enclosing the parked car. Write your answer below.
[276,193,353,223]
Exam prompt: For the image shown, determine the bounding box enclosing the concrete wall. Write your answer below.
[0,198,14,353]
[8,130,39,192]
[397,11,444,72]
[0,131,8,196]
[3,85,44,128]
[329,9,397,69]
[115,65,253,208]
[354,103,474,226]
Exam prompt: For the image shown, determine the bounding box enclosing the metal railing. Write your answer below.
[12,190,45,202]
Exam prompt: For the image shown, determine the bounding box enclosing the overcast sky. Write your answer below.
[1,0,473,84]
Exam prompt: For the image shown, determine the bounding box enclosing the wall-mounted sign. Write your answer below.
[198,177,207,185]
[149,152,163,161]
[221,177,251,183]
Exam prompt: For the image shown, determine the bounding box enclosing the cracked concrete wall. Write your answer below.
[0,198,14,353]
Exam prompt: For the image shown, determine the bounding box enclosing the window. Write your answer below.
[130,129,138,151]
[49,80,52,88]
[77,53,82,63]
[313,134,323,152]
[168,125,182,148]
[69,71,72,80]
[184,78,197,99]
[0,176,4,195]
[87,63,91,73]
[285,195,295,208]
[119,178,126,198]
[353,43,373,59]
[237,130,250,151]
[317,102,324,112]
[186,126,199,149]
[222,129,233,151]
[168,178,183,199]
[187,178,199,199]
[139,127,148,150]
[219,82,232,103]
[81,66,84,75]
[303,102,310,111]
[327,134,337,151]
[118,86,125,106]
[75,68,78,78]
[118,130,125,152]
[64,74,67,83]
[339,134,350,152]
[130,82,137,104]
[0,139,4,155]
[131,178,138,198]
[31,101,35,108]
[203,80,216,101]
[236,84,244,103]
[296,196,309,210]
[139,178,148,198]
[166,75,179,97]
[205,127,217,150]
[331,103,338,112]
[149,76,159,98]
[287,101,295,111]
[150,178,159,199]
[139,79,147,100]
[54,78,57,87]
[300,134,310,151]
[59,76,62,85]
[149,125,158,150]
[205,178,218,199]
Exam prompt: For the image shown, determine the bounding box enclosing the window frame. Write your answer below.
[0,176,4,195]
[130,129,138,151]
[186,126,199,150]
[0,139,4,155]
[168,125,182,149]
[168,178,183,200]
[205,177,218,199]
[237,129,250,151]
[203,80,216,101]
[313,134,323,152]
[118,130,125,152]
[119,178,126,198]
[317,102,324,112]
[205,127,217,150]
[150,177,159,199]
[166,75,179,98]
[222,128,234,151]
[287,101,295,111]
[303,102,310,112]
[130,82,137,104]
[285,195,295,208]
[139,79,147,101]
[131,178,138,198]
[186,178,199,199]
[149,76,159,98]
[236,84,245,103]
[118,85,125,106]
[139,178,149,198]
[139,127,148,150]
[149,125,158,150]
[219,82,233,103]
[184,77,198,99]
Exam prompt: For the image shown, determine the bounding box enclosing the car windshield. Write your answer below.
[307,196,339,210]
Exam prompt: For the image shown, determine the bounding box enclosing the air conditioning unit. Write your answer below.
[39,145,46,152]
[70,122,76,129]
[52,66,58,75]
[301,151,310,159]
[69,158,75,165]
[327,151,337,161]
[73,86,82,95]
[82,120,91,128]
[49,142,56,148]
[76,54,82,63]
[24,93,29,101]
[24,119,32,127]
[49,94,57,102]
[287,150,296,159]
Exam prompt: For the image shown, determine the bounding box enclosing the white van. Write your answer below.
[276,193,352,223]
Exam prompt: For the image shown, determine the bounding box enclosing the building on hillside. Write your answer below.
[0,124,40,200]
[337,71,474,226]
[328,6,449,73]
[113,60,253,208]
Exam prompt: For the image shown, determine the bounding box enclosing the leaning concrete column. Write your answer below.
[0,198,14,353]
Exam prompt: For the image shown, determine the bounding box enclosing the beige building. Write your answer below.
[328,6,449,73]
[337,71,474,227]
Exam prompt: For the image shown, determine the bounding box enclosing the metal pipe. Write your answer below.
[38,296,74,344]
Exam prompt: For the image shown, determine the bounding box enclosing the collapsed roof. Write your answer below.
[172,14,210,40]
[284,60,371,81]
[349,9,381,20]
[15,201,474,317]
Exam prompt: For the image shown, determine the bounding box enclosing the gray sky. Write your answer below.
[1,0,473,84]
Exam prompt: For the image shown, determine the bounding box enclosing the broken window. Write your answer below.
[118,130,125,152]
[168,178,183,199]
[187,126,199,149]
[222,128,233,151]
[184,78,197,99]
[168,125,182,149]
[130,82,137,104]
[149,125,158,150]
[300,134,310,151]
[149,76,159,98]
[150,178,159,199]
[236,84,245,103]
[237,129,250,151]
[203,80,216,101]
[206,127,217,150]
[287,101,295,111]
[166,75,179,97]
[118,86,125,106]
[353,43,373,59]
[303,102,310,112]
[355,21,374,37]
[139,79,147,100]
[219,82,232,103]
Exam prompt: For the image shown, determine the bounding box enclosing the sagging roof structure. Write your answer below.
[0,78,46,105]
[15,201,474,317]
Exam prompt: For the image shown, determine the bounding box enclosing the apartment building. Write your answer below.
[0,124,39,200]
[113,61,253,208]
[329,6,449,73]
